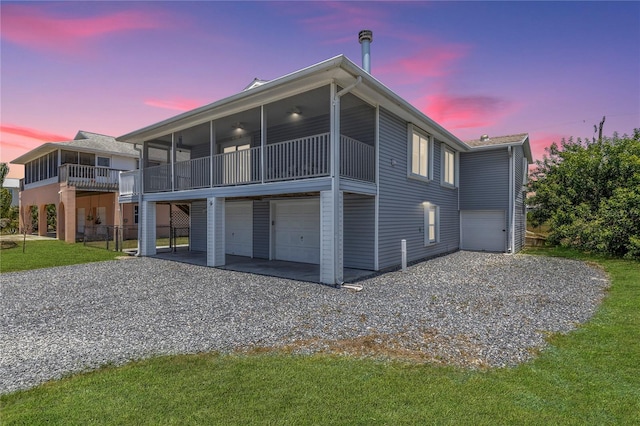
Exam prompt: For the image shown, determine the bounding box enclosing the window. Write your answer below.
[134,205,139,224]
[424,202,439,245]
[409,126,432,180]
[442,147,456,187]
[79,152,94,166]
[97,157,110,167]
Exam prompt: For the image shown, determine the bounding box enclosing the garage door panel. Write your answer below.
[226,201,253,256]
[461,210,505,252]
[274,199,320,264]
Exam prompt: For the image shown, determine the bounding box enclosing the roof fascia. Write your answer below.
[10,143,58,164]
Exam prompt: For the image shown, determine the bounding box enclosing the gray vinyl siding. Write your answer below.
[266,114,329,144]
[343,194,375,270]
[190,200,207,252]
[253,200,270,259]
[513,146,526,253]
[340,94,376,146]
[377,108,460,270]
[459,149,509,211]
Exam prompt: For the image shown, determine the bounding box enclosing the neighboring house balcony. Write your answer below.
[119,133,374,196]
[59,164,121,192]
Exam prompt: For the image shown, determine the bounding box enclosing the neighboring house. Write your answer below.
[3,178,20,207]
[117,54,532,285]
[10,131,177,242]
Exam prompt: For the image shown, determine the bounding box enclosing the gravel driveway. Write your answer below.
[1,251,608,395]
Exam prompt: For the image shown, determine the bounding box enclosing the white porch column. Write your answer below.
[140,200,156,256]
[207,197,225,267]
[320,190,343,285]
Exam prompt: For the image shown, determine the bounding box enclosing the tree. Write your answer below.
[0,163,11,218]
[0,163,19,233]
[528,129,640,259]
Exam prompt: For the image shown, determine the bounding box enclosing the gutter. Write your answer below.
[508,146,514,254]
[134,144,143,256]
[331,75,362,286]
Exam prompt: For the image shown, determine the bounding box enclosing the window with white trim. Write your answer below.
[409,126,432,180]
[442,146,456,187]
[134,205,139,224]
[424,202,439,245]
[97,156,111,167]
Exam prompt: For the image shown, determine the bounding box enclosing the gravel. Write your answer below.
[0,251,608,395]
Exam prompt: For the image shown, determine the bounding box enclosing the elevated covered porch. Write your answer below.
[119,84,376,199]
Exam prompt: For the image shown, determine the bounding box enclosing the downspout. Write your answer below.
[134,144,143,256]
[508,146,514,254]
[331,76,362,286]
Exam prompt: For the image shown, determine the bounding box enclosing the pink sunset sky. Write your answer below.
[1,1,638,179]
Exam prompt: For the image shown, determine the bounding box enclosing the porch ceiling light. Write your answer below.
[232,122,244,131]
[287,106,302,116]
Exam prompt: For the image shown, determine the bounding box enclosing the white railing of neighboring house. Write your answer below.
[265,133,330,182]
[59,164,120,190]
[340,135,375,182]
[120,132,374,195]
[212,146,261,186]
[175,156,211,190]
[119,170,139,196]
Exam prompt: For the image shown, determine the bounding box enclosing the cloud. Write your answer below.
[528,132,567,162]
[281,2,389,44]
[144,98,203,112]
[1,4,165,54]
[420,93,515,129]
[1,124,69,142]
[377,44,469,83]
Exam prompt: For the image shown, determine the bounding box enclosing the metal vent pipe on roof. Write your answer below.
[358,29,373,73]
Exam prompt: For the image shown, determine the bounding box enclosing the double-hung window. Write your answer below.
[442,147,457,187]
[409,126,432,180]
[424,202,439,245]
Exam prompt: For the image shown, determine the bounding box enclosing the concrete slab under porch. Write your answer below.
[146,249,375,284]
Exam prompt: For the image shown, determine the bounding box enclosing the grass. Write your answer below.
[0,239,121,273]
[1,247,638,424]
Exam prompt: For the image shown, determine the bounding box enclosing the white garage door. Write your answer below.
[273,199,320,264]
[461,210,506,252]
[226,201,253,257]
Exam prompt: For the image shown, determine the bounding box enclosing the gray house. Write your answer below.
[117,54,531,285]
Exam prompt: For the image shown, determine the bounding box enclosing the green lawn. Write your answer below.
[1,248,638,424]
[0,239,121,273]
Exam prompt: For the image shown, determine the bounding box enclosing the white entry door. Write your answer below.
[273,199,320,264]
[460,210,506,252]
[225,201,253,256]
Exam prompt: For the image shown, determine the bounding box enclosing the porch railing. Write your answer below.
[340,135,375,182]
[176,156,211,190]
[121,133,374,195]
[212,146,261,186]
[59,164,120,191]
[144,163,171,193]
[119,170,139,196]
[265,133,330,181]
